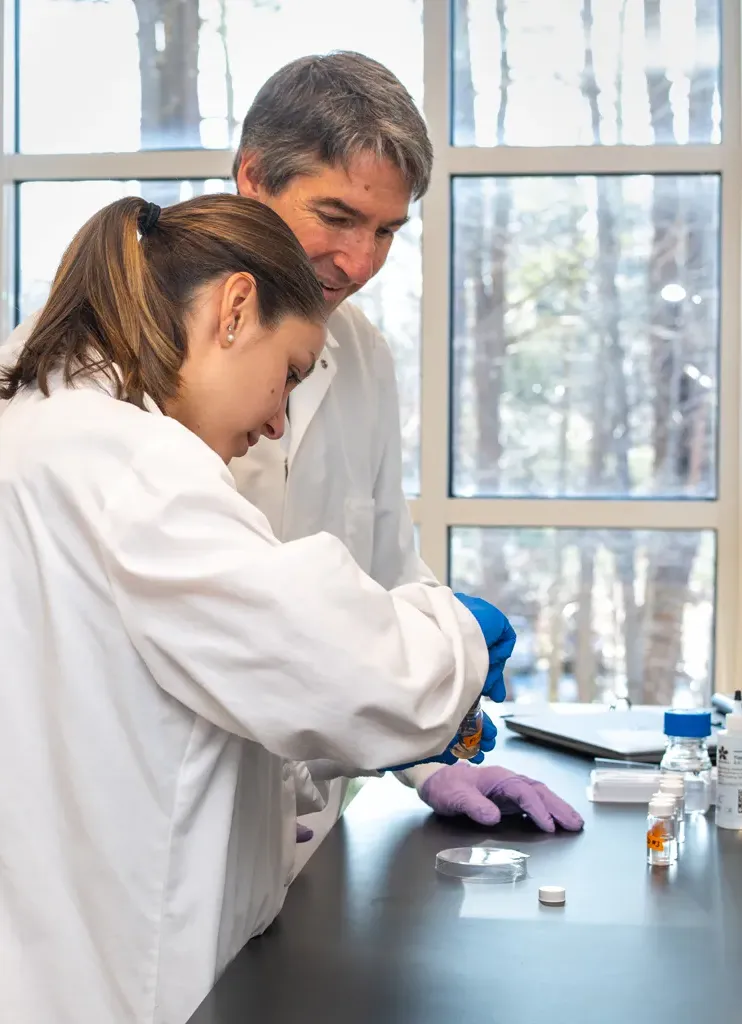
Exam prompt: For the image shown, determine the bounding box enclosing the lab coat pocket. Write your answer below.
[343,496,376,573]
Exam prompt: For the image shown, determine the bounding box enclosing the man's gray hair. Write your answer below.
[232,51,432,200]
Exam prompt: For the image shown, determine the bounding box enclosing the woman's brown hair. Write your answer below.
[0,194,325,408]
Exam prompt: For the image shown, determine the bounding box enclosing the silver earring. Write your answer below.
[226,321,236,345]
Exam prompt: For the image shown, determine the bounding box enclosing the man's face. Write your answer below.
[237,151,412,311]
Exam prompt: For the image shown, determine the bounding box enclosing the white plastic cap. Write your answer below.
[538,885,566,906]
[658,775,685,793]
[725,713,742,733]
[649,794,676,815]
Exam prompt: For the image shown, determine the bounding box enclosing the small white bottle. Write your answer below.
[658,774,685,844]
[716,709,742,830]
[646,794,677,867]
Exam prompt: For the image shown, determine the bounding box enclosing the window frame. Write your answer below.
[1,0,739,697]
[419,0,739,699]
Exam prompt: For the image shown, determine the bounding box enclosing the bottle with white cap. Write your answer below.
[658,774,686,844]
[646,794,677,866]
[716,697,742,830]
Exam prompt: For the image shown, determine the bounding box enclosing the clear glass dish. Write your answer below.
[435,845,529,883]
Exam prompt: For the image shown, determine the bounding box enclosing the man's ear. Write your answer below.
[235,153,262,200]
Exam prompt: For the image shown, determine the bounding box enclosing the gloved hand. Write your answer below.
[296,823,314,843]
[455,594,516,702]
[419,762,584,833]
[384,710,497,772]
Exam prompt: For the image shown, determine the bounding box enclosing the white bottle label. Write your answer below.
[716,733,742,830]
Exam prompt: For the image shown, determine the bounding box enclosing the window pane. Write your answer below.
[452,0,721,146]
[451,175,720,499]
[354,207,421,497]
[19,0,423,153]
[450,527,715,706]
[17,180,234,320]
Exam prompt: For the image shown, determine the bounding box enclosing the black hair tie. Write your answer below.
[138,202,161,236]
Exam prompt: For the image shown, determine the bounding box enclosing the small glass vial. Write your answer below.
[659,709,712,816]
[450,701,484,760]
[647,794,677,867]
[658,774,686,844]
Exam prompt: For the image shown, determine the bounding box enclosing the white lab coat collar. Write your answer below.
[108,362,164,417]
[285,329,338,466]
[44,339,335,465]
[52,362,165,418]
[142,392,163,416]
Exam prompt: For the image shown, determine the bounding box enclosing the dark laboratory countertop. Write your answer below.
[189,725,742,1024]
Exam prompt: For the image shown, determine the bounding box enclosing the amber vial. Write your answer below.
[450,702,484,760]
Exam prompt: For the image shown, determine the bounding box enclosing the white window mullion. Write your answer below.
[442,498,720,531]
[714,0,742,693]
[419,0,453,582]
[4,149,234,183]
[448,144,728,176]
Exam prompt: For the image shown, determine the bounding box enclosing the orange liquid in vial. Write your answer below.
[450,703,484,760]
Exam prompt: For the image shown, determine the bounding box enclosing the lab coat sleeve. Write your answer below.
[369,329,439,591]
[102,434,488,776]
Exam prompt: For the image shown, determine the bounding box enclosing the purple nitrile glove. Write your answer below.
[296,823,314,843]
[419,762,584,833]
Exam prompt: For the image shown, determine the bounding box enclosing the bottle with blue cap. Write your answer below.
[660,709,712,815]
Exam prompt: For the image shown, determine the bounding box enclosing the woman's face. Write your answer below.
[168,273,325,463]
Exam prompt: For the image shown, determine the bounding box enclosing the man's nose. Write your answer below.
[333,236,377,287]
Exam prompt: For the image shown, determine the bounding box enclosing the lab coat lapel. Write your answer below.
[287,331,338,467]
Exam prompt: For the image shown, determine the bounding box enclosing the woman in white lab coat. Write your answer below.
[0,194,491,1024]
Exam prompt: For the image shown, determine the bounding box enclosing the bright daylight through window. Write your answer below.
[7,0,734,711]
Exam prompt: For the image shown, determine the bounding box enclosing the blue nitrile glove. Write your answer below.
[384,709,497,772]
[454,594,516,703]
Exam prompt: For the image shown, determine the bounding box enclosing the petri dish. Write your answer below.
[435,845,529,883]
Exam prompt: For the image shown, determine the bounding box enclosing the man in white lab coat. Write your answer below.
[229,52,584,847]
